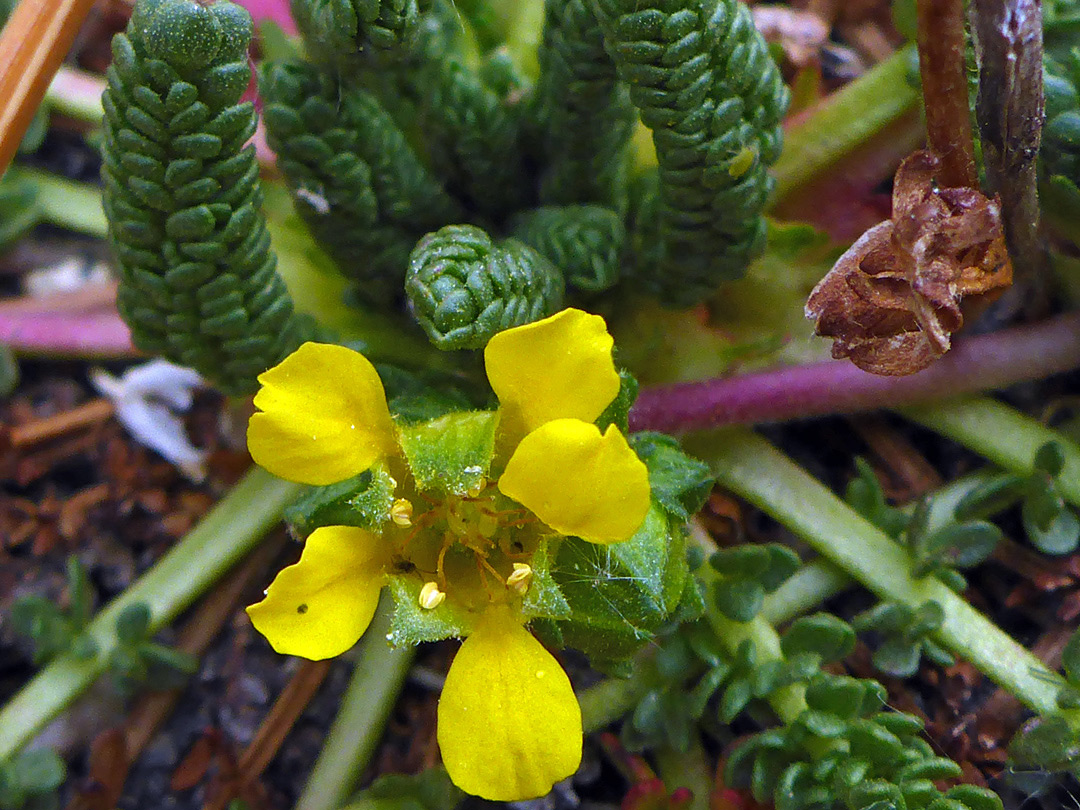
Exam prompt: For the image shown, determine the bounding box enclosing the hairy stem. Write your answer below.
[0,468,302,759]
[917,0,977,187]
[688,427,1077,722]
[629,312,1080,433]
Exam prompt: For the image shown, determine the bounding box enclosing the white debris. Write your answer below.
[90,360,208,482]
[23,257,112,298]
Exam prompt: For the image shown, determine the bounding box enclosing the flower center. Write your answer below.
[388,479,541,612]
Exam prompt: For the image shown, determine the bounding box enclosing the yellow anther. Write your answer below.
[419,581,446,610]
[506,563,533,595]
[390,498,413,527]
[467,479,486,498]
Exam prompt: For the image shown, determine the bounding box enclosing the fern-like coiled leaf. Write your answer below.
[511,204,625,293]
[410,31,528,220]
[531,0,635,213]
[260,60,461,304]
[591,0,789,307]
[405,224,565,350]
[102,0,310,394]
[289,0,419,62]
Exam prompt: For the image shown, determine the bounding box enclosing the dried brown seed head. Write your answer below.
[805,150,1012,375]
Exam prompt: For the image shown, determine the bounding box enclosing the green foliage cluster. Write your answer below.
[101,0,316,394]
[852,601,954,678]
[0,750,65,810]
[10,558,97,665]
[11,559,196,697]
[726,678,1002,810]
[953,442,1080,555]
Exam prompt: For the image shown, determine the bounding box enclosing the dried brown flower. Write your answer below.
[805,150,1013,375]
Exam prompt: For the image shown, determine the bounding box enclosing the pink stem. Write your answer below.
[629,312,1080,433]
[0,309,138,358]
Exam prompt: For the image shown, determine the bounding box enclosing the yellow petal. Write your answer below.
[248,342,397,485]
[484,309,620,435]
[438,609,582,801]
[498,419,650,544]
[246,526,387,659]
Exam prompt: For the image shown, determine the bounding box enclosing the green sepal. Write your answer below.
[544,503,687,673]
[384,574,475,645]
[377,364,475,425]
[595,369,638,434]
[397,411,498,496]
[520,539,571,621]
[629,431,713,521]
[284,465,396,536]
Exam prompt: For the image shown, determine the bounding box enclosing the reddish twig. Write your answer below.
[916,0,978,188]
[629,312,1080,433]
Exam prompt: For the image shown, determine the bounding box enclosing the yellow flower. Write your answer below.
[244,308,650,801]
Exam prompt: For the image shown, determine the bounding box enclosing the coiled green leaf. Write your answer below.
[530,0,635,213]
[289,0,419,62]
[511,204,624,293]
[260,59,461,304]
[410,28,528,219]
[405,224,564,350]
[591,0,789,307]
[102,0,312,395]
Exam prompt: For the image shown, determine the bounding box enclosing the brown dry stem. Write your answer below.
[805,150,1012,375]
[917,0,978,188]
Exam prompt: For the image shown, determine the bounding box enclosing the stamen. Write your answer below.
[419,581,446,609]
[506,563,533,594]
[390,498,413,526]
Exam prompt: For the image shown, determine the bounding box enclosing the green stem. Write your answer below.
[687,427,1076,722]
[44,66,105,124]
[899,397,1080,506]
[770,46,919,206]
[760,559,852,626]
[654,734,711,810]
[296,599,416,810]
[10,167,107,238]
[0,468,301,759]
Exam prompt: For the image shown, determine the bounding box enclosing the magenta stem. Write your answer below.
[629,312,1080,433]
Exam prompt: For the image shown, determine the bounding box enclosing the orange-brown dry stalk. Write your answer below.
[916,0,977,188]
[0,0,98,176]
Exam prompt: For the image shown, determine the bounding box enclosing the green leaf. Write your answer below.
[953,472,1026,520]
[780,614,855,663]
[115,603,151,643]
[397,411,498,495]
[629,432,713,521]
[942,785,1003,810]
[1009,713,1080,772]
[284,465,397,536]
[12,750,64,794]
[804,674,866,718]
[1034,442,1067,476]
[341,768,464,810]
[846,458,909,538]
[519,540,570,621]
[596,369,638,434]
[1063,628,1080,684]
[1023,502,1080,555]
[873,639,922,678]
[912,521,1001,576]
[714,579,765,623]
[1023,475,1066,530]
[384,573,474,646]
